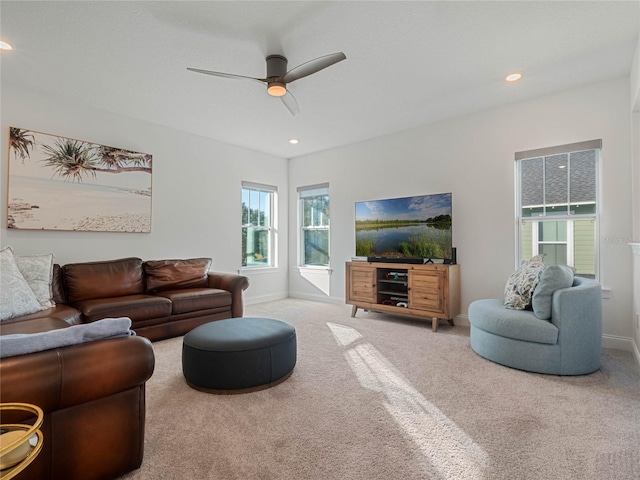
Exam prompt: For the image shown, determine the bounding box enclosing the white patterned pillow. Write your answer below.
[0,247,43,321]
[14,253,55,309]
[504,255,546,310]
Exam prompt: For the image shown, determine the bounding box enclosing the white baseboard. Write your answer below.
[633,339,640,368]
[455,313,470,327]
[601,334,635,352]
[288,292,345,305]
[244,292,288,306]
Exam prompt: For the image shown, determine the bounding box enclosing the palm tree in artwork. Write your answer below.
[10,127,153,183]
[95,145,152,174]
[41,138,102,182]
[9,127,35,162]
[41,140,153,182]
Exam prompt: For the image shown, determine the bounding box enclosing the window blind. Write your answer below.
[242,181,277,192]
[297,183,329,198]
[515,139,602,161]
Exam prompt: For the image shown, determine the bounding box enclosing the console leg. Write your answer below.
[432,317,439,332]
[447,318,455,327]
[351,305,358,318]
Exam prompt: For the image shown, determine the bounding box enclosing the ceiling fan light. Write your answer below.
[267,82,287,97]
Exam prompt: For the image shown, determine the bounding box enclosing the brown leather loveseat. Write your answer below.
[1,256,250,341]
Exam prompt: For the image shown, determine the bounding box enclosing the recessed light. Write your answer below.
[505,72,522,82]
[559,165,566,169]
[289,138,299,145]
[0,40,13,51]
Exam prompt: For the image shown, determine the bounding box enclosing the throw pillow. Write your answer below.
[532,265,575,320]
[14,253,55,309]
[0,246,43,321]
[144,258,212,293]
[504,256,546,310]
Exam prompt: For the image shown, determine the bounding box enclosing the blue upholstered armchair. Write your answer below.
[468,276,602,375]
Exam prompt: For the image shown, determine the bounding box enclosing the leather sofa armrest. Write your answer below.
[207,272,250,318]
[0,335,155,414]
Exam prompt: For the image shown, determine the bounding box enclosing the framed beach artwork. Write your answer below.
[7,127,152,233]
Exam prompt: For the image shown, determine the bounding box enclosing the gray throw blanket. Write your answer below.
[0,317,135,358]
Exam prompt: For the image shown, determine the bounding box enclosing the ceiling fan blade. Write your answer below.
[280,90,299,116]
[187,67,266,84]
[282,52,346,84]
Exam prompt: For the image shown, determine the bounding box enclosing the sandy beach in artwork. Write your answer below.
[8,176,151,232]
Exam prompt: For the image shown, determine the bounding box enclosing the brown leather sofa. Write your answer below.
[1,256,250,341]
[0,327,155,480]
[0,257,249,479]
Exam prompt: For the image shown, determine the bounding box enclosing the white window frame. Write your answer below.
[515,140,601,279]
[241,181,277,269]
[298,183,330,268]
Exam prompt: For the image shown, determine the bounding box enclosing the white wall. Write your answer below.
[0,84,289,304]
[630,34,640,363]
[631,34,640,243]
[288,77,634,348]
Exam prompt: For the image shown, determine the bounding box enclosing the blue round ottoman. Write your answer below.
[182,317,296,393]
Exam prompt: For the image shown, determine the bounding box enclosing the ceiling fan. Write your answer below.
[187,52,346,116]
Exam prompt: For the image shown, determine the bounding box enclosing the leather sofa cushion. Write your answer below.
[0,317,70,335]
[0,304,82,326]
[64,257,144,304]
[154,288,232,315]
[144,258,212,293]
[74,295,171,323]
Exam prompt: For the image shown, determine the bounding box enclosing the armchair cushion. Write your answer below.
[468,299,559,345]
[532,265,575,320]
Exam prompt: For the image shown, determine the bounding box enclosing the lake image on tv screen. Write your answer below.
[355,193,452,259]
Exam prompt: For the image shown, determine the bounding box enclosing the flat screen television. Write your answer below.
[355,192,453,262]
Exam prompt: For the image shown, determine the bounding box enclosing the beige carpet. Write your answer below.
[120,299,640,480]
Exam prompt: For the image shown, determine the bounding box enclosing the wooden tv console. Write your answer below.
[345,261,460,332]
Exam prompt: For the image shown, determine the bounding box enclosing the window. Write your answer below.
[516,140,600,278]
[242,182,277,268]
[298,183,330,266]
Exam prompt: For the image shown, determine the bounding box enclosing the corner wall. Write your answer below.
[630,34,640,365]
[0,84,290,304]
[289,77,634,349]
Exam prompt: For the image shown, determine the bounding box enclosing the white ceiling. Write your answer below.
[1,1,639,159]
